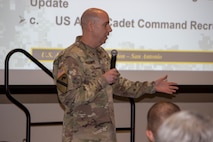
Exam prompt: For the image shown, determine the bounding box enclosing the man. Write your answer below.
[52,8,179,142]
[146,101,181,142]
[155,110,213,142]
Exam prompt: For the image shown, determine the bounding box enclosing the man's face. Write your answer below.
[92,13,112,46]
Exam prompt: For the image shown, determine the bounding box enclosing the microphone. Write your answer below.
[110,49,118,69]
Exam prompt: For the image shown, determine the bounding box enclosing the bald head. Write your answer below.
[79,8,112,48]
[80,8,108,30]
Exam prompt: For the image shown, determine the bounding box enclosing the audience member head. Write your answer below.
[146,101,181,142]
[155,110,213,142]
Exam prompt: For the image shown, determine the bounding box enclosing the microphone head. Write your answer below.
[111,49,118,56]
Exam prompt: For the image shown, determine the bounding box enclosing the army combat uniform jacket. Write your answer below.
[53,36,156,142]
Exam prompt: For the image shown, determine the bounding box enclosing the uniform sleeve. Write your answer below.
[53,54,108,108]
[112,76,156,98]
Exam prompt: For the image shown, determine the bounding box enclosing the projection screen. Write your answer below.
[0,0,213,85]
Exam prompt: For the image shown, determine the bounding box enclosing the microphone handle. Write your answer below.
[110,56,117,69]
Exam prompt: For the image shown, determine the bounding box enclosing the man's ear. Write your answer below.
[88,21,94,31]
[146,129,155,142]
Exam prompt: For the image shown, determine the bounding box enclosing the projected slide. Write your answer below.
[0,0,213,72]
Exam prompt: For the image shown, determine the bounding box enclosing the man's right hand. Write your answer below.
[103,69,120,84]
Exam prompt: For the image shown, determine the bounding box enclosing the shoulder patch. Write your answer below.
[57,73,68,94]
[57,67,68,94]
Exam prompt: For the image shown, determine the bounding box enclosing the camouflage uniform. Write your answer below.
[53,36,156,142]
